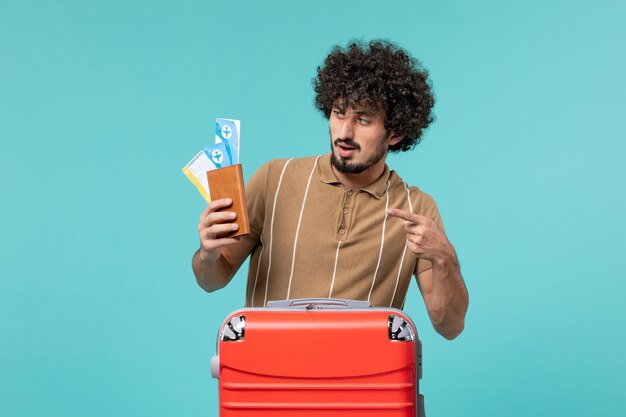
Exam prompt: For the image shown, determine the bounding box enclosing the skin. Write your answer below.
[329,101,402,189]
[386,209,468,339]
[192,100,468,340]
[193,199,256,292]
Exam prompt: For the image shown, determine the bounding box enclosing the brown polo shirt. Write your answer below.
[244,153,443,309]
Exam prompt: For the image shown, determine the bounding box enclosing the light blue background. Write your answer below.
[1,1,625,416]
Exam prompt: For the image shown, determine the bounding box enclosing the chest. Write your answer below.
[264,182,411,256]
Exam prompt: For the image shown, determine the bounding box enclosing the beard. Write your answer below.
[330,136,389,174]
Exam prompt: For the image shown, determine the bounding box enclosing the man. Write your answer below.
[192,40,468,340]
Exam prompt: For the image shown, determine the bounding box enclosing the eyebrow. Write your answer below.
[332,104,378,117]
[354,109,377,117]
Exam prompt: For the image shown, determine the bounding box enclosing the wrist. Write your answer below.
[433,244,458,269]
[198,246,221,262]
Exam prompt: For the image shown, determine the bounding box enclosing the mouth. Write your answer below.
[335,140,359,158]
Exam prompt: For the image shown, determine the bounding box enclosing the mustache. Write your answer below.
[333,138,360,150]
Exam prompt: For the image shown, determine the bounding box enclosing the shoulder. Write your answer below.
[388,170,440,218]
[247,155,322,193]
[260,155,322,181]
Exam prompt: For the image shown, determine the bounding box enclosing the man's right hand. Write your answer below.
[197,198,241,261]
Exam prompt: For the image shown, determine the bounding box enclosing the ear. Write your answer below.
[388,132,404,146]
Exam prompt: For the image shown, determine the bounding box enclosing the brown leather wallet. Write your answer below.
[206,164,250,237]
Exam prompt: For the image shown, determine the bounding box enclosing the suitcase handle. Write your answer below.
[265,298,372,309]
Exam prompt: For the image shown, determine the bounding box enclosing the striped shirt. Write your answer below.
[244,153,443,309]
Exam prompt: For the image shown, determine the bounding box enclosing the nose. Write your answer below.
[338,119,354,139]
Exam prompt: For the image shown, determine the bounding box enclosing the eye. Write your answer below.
[332,109,346,119]
[357,117,370,126]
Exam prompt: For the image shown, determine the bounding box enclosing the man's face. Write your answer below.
[329,101,399,174]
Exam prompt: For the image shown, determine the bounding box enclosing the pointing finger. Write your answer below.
[387,208,429,224]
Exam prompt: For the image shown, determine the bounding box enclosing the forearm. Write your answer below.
[192,248,235,292]
[426,254,469,340]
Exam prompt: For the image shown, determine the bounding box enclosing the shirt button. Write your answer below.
[343,208,349,214]
[338,229,345,235]
[347,190,353,196]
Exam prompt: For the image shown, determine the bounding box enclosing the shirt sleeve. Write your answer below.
[245,161,270,243]
[414,191,445,276]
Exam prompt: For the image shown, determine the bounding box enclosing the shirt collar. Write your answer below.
[318,153,391,200]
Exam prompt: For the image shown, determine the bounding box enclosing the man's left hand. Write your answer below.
[386,208,454,264]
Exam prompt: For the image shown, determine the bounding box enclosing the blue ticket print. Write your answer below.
[203,142,232,169]
[182,116,241,202]
[215,118,240,165]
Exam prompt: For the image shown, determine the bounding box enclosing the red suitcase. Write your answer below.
[210,298,426,416]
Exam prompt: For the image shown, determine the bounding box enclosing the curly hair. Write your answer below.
[313,40,435,152]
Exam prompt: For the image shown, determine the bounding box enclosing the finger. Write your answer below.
[202,237,242,252]
[201,211,237,228]
[199,199,232,223]
[208,198,233,213]
[409,233,424,245]
[406,239,424,255]
[200,204,212,221]
[403,223,427,236]
[203,230,242,242]
[216,237,242,247]
[201,223,240,247]
[209,222,240,237]
[387,208,429,224]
